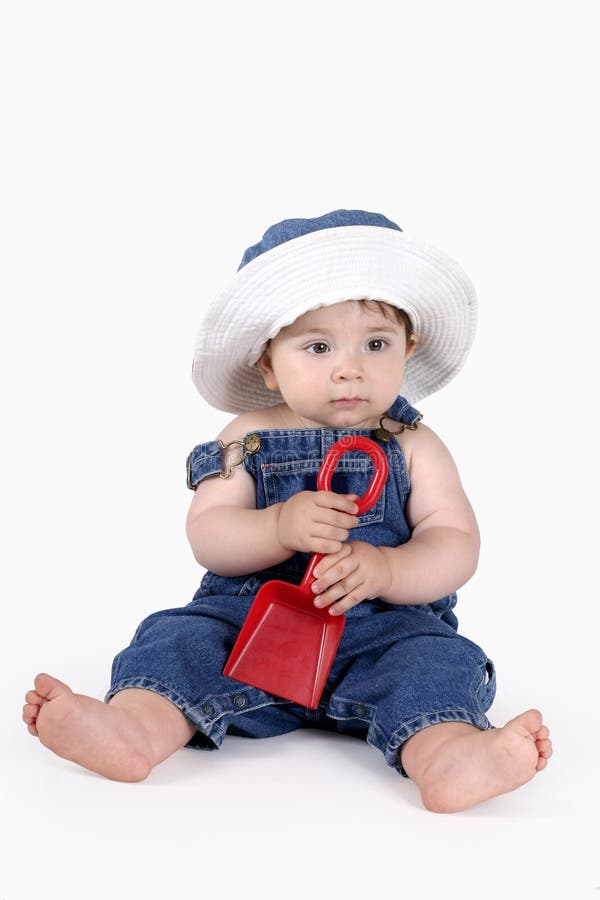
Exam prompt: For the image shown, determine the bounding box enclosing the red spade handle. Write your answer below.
[300,436,389,593]
[316,435,389,513]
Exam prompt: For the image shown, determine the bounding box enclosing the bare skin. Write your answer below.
[400,708,552,813]
[23,673,195,782]
[23,673,552,808]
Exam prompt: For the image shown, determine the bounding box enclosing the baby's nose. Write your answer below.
[332,356,363,381]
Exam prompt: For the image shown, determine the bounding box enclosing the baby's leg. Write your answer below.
[400,709,553,813]
[23,673,196,782]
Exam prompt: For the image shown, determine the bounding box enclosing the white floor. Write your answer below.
[3,652,598,900]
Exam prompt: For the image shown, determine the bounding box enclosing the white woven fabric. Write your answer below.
[193,225,477,413]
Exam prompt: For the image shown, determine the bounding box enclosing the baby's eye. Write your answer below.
[306,341,330,354]
[367,338,387,351]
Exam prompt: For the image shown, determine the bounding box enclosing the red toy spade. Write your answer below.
[223,435,389,708]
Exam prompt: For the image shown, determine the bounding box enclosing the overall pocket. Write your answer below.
[261,457,386,527]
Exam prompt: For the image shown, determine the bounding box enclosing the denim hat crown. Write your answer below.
[239,209,403,270]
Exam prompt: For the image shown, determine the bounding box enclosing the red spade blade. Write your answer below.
[223,579,345,708]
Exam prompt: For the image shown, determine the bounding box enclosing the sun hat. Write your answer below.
[192,209,477,413]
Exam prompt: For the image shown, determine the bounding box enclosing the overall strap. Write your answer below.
[372,395,423,443]
[385,395,423,427]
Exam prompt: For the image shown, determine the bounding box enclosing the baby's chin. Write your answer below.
[317,405,383,430]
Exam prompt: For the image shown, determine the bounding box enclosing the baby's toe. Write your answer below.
[510,708,543,736]
[23,703,40,736]
[536,756,548,772]
[33,672,70,700]
[534,724,549,741]
[25,690,43,706]
[23,703,38,723]
[536,738,552,758]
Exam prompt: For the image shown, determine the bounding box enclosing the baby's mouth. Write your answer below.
[331,398,366,407]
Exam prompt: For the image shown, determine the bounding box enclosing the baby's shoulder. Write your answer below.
[216,405,286,444]
[394,421,452,477]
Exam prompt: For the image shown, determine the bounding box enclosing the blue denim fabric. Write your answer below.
[106,396,496,777]
[238,209,402,269]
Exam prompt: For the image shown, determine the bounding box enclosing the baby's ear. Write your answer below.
[405,334,419,361]
[256,346,278,390]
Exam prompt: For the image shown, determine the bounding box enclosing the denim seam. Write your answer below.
[471,659,496,711]
[325,709,388,749]
[213,697,292,725]
[324,705,405,771]
[105,676,210,730]
[465,650,489,704]
[386,707,493,777]
[388,438,410,496]
[243,431,406,475]
[325,700,377,724]
[385,706,491,746]
[187,442,225,488]
[262,468,387,525]
[471,660,487,704]
[262,458,382,471]
[105,676,290,736]
[386,708,491,759]
[191,470,222,488]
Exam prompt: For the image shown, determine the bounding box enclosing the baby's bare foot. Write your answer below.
[419,709,553,813]
[23,673,153,782]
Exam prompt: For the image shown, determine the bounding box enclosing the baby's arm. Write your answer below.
[310,424,480,613]
[378,423,480,604]
[185,416,358,577]
[186,445,288,576]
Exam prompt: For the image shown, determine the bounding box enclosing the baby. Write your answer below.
[23,209,552,813]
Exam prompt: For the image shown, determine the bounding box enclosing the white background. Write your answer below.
[1,1,599,897]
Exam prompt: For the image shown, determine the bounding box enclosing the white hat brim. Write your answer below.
[193,225,477,413]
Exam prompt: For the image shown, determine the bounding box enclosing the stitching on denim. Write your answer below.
[366,716,388,750]
[239,576,264,595]
[189,447,222,465]
[192,468,222,486]
[262,467,387,525]
[106,676,202,723]
[223,698,292,722]
[384,708,494,776]
[263,458,381,472]
[243,430,405,474]
[326,698,386,736]
[325,699,377,722]
[473,659,496,711]
[470,660,487,705]
[385,707,491,753]
[187,443,225,488]
[106,676,291,732]
[391,438,411,497]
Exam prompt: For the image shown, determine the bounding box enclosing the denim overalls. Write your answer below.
[106,396,496,776]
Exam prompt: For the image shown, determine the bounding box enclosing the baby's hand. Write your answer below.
[310,541,393,615]
[276,491,359,555]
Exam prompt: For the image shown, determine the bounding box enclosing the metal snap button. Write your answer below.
[233,694,247,708]
[353,704,367,717]
[243,433,261,454]
[202,703,215,716]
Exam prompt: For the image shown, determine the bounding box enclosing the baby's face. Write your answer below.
[256,299,417,429]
